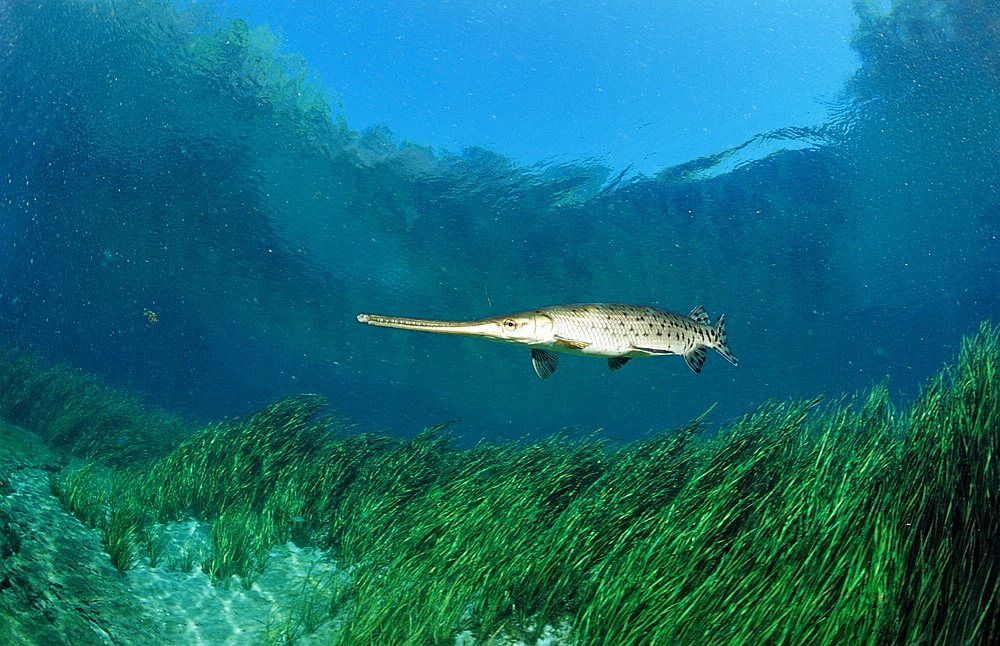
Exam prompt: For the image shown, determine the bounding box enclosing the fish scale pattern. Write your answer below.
[542,304,709,358]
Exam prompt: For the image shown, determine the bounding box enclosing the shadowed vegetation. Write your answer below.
[36,323,1000,644]
[0,348,189,465]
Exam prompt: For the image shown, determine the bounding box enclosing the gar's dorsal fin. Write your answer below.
[687,305,709,326]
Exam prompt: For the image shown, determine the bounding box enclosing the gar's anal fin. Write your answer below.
[684,347,707,373]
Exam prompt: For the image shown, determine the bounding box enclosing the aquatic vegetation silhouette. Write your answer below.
[44,324,1000,644]
[0,349,188,465]
[892,321,1000,645]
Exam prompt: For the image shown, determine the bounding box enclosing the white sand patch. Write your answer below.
[126,525,347,646]
[455,620,575,646]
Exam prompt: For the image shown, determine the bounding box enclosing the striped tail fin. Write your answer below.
[712,314,738,366]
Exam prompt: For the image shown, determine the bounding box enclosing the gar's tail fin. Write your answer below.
[712,314,738,366]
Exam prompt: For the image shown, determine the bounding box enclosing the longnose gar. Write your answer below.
[357,303,737,379]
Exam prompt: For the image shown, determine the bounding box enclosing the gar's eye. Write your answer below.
[503,319,517,330]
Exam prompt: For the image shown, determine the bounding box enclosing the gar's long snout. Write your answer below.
[357,314,503,339]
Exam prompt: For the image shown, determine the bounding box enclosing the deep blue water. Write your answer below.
[1,0,998,444]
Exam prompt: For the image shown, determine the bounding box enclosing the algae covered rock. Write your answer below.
[0,466,168,645]
[0,421,64,472]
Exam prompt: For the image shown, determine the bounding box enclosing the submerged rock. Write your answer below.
[0,466,166,645]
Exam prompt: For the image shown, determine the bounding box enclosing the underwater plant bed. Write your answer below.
[2,325,999,645]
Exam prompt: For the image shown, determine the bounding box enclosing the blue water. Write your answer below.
[226,0,861,176]
[1,0,998,444]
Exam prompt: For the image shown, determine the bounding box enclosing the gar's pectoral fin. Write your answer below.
[531,349,559,379]
[554,337,591,351]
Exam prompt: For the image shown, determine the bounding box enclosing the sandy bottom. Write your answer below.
[126,529,346,646]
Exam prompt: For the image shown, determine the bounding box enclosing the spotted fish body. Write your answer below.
[357,303,737,379]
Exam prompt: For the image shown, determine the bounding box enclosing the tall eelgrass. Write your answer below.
[46,324,1000,644]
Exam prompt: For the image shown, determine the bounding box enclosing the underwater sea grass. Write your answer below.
[324,426,447,553]
[335,435,611,645]
[891,321,1000,644]
[574,392,901,645]
[101,473,146,573]
[134,394,343,582]
[203,505,276,585]
[40,324,1000,644]
[52,465,146,573]
[332,326,1000,645]
[52,463,110,529]
[334,397,881,645]
[140,393,333,521]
